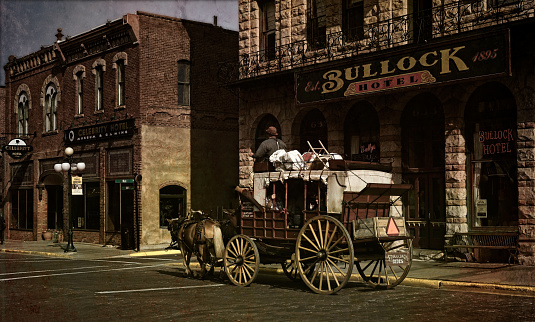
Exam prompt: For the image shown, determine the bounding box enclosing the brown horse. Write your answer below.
[168,211,225,278]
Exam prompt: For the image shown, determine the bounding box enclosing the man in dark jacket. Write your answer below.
[252,126,286,162]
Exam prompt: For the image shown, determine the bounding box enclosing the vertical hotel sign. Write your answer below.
[296,31,510,104]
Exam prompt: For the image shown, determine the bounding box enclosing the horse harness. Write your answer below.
[179,218,212,259]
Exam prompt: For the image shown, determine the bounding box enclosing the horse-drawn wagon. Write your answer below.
[224,159,413,294]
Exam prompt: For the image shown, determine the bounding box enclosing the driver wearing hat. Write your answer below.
[252,126,287,162]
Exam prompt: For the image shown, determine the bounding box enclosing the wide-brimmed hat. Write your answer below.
[266,126,278,136]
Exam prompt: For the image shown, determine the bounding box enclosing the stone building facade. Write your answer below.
[3,12,238,248]
[225,0,535,264]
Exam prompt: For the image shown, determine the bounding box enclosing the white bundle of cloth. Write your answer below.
[269,150,306,171]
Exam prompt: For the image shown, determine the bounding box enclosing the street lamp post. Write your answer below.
[54,147,85,253]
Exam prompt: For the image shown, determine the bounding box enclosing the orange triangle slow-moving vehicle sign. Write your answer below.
[386,217,400,236]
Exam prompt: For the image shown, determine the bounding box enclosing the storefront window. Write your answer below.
[344,102,379,162]
[300,108,328,152]
[11,189,33,230]
[465,82,518,228]
[160,185,186,227]
[71,182,100,230]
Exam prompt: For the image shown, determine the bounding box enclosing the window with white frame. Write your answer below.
[18,92,29,136]
[177,61,190,106]
[95,66,104,111]
[44,84,57,132]
[76,71,84,115]
[116,59,125,107]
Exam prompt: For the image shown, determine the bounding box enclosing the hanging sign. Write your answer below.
[72,175,83,195]
[2,138,33,159]
[296,31,510,104]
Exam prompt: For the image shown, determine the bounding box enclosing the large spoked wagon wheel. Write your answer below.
[224,235,260,287]
[356,238,412,289]
[295,216,354,294]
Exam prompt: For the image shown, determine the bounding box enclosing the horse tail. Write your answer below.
[213,225,225,259]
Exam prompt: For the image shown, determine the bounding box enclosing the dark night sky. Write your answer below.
[0,0,238,86]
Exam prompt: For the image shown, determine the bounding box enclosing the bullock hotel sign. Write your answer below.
[65,119,135,144]
[296,31,510,104]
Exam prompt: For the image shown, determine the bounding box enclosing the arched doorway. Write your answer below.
[255,114,281,151]
[344,102,380,162]
[300,109,328,153]
[402,93,445,249]
[465,82,518,229]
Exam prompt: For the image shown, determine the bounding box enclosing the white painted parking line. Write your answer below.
[96,284,224,294]
[0,263,167,282]
[0,265,108,276]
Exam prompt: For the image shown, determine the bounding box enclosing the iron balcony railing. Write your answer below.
[218,0,534,84]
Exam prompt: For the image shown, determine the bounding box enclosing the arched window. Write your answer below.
[344,102,379,161]
[255,114,281,151]
[116,59,125,107]
[18,92,29,136]
[160,185,187,227]
[300,109,327,152]
[465,82,518,228]
[44,84,57,132]
[95,66,104,111]
[75,71,84,115]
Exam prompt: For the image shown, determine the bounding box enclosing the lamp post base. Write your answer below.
[64,229,77,253]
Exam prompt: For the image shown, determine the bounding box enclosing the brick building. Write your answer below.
[222,0,535,264]
[2,12,238,248]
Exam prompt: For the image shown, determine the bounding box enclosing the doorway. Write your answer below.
[402,93,446,249]
[108,181,135,249]
[46,185,63,230]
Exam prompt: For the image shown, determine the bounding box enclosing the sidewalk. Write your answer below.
[1,239,534,294]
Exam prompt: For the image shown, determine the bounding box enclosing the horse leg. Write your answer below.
[180,243,193,277]
[198,246,208,279]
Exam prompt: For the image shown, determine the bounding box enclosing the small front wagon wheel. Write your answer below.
[296,216,354,294]
[224,235,260,287]
[356,238,412,289]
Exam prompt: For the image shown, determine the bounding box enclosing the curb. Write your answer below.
[0,248,73,259]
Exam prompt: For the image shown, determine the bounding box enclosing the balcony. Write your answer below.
[218,0,534,84]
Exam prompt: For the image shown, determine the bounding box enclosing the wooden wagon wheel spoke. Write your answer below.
[327,254,352,265]
[296,216,354,295]
[356,238,412,289]
[224,235,260,287]
[301,233,320,251]
[298,245,319,255]
[326,257,345,276]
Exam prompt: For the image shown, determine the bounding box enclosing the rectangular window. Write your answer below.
[260,0,276,60]
[177,61,190,106]
[71,182,100,230]
[116,60,125,107]
[11,189,34,230]
[343,0,364,42]
[76,73,83,115]
[307,0,327,49]
[96,67,104,111]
